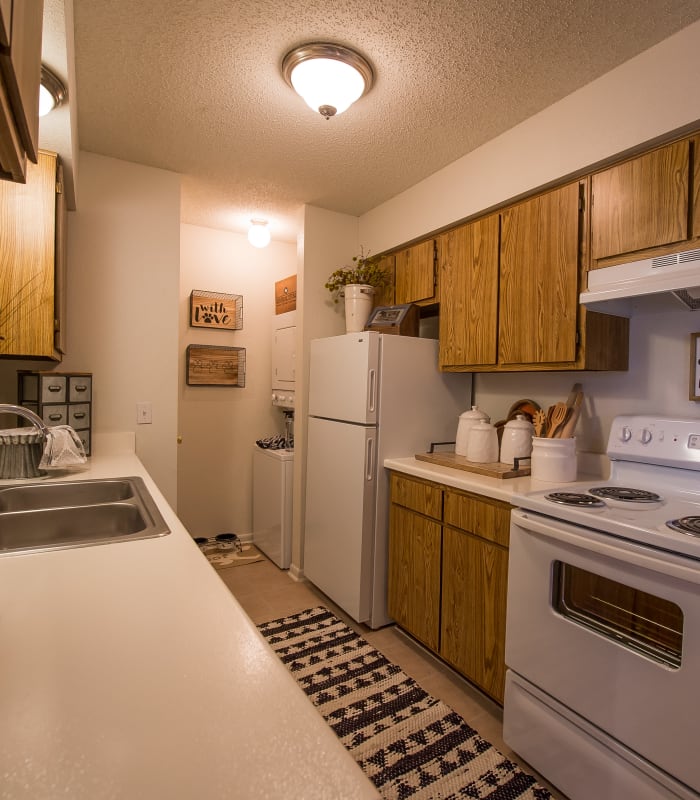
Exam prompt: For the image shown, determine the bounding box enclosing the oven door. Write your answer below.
[506,508,700,794]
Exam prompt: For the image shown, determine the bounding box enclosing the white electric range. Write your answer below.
[505,416,700,800]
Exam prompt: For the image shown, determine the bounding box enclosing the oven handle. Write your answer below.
[512,508,700,586]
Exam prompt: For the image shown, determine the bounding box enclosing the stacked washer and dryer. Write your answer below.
[252,311,295,569]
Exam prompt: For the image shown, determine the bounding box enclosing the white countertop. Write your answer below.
[0,439,379,799]
[384,454,608,504]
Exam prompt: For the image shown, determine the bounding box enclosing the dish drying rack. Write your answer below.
[0,404,48,479]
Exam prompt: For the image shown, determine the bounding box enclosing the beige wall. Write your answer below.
[360,20,700,254]
[358,20,700,451]
[0,153,181,503]
[290,206,359,576]
[178,223,297,538]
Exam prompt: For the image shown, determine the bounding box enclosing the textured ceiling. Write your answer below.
[71,0,700,243]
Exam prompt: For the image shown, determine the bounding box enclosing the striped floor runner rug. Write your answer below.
[258,606,553,800]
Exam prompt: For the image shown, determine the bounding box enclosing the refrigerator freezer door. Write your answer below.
[304,415,376,623]
[308,332,379,425]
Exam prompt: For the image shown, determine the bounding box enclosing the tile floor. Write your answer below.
[215,553,568,800]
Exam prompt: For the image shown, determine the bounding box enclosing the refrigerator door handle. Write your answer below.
[367,369,377,414]
[366,436,375,482]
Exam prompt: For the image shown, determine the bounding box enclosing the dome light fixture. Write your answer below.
[248,219,271,248]
[282,42,374,120]
[39,65,67,117]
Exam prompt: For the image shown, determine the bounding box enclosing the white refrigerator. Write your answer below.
[303,331,471,629]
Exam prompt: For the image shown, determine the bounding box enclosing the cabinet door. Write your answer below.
[444,489,511,548]
[395,239,436,305]
[693,135,700,240]
[0,150,58,358]
[499,181,581,365]
[438,214,499,368]
[390,472,442,519]
[440,526,508,703]
[591,139,690,264]
[0,0,43,181]
[373,253,395,308]
[388,503,442,650]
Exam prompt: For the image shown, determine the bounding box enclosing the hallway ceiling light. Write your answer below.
[282,43,374,119]
[39,65,67,116]
[248,219,271,248]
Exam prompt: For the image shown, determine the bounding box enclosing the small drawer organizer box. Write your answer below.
[18,371,93,455]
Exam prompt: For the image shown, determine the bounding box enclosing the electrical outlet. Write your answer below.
[137,402,152,424]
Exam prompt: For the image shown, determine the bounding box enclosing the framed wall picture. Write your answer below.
[190,290,243,330]
[275,275,297,314]
[186,344,246,387]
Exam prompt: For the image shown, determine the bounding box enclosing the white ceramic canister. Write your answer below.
[466,419,499,463]
[344,284,375,333]
[455,406,490,456]
[500,414,534,466]
[531,436,577,482]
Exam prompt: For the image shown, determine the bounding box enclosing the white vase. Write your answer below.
[344,284,374,333]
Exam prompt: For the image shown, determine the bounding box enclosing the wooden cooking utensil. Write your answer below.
[533,409,547,437]
[548,402,569,437]
[566,382,583,408]
[560,391,584,438]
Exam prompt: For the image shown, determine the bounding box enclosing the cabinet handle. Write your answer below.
[48,385,62,392]
[74,385,88,392]
[48,413,62,421]
[72,412,86,420]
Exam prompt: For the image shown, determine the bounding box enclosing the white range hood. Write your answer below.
[580,248,700,312]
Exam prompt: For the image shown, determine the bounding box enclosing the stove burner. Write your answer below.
[545,492,606,508]
[666,516,700,537]
[589,486,662,503]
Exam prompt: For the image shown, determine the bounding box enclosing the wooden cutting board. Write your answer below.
[415,451,531,479]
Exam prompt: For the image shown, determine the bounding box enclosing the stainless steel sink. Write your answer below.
[0,478,135,511]
[0,476,170,554]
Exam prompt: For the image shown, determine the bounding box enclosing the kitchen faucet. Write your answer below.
[0,404,48,435]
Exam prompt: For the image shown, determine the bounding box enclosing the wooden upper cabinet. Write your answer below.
[438,214,499,369]
[499,181,581,366]
[0,150,61,359]
[0,0,43,183]
[374,252,395,308]
[394,239,436,305]
[590,138,691,266]
[693,135,700,240]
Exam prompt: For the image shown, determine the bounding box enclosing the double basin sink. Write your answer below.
[0,476,170,554]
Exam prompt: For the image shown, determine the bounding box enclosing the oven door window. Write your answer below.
[552,561,683,668]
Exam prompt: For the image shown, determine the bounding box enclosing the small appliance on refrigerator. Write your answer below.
[304,331,471,629]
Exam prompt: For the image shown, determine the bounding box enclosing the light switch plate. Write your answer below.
[137,402,152,424]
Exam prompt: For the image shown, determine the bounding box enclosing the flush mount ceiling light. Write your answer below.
[248,219,271,248]
[39,65,67,117]
[282,42,374,119]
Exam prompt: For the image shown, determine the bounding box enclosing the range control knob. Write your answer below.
[638,428,652,444]
[619,426,632,442]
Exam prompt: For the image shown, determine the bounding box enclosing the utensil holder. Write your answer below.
[531,436,577,482]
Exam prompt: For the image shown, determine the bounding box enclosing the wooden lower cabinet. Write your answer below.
[388,503,442,651]
[388,472,512,704]
[440,525,509,703]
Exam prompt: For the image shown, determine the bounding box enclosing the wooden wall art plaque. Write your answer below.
[190,290,243,330]
[275,275,297,314]
[186,345,246,387]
